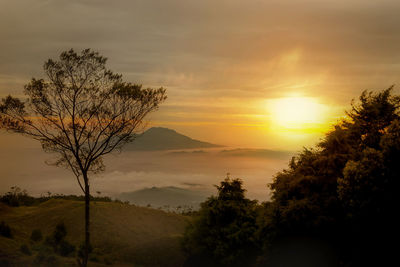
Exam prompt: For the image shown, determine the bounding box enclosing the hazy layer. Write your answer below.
[0,134,289,201]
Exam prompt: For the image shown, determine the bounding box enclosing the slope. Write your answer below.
[0,199,189,266]
[117,186,210,209]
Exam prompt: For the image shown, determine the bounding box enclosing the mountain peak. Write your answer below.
[126,127,221,151]
[145,127,180,136]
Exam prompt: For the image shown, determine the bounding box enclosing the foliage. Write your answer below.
[34,249,58,267]
[30,229,43,242]
[0,188,119,207]
[183,177,260,267]
[20,244,31,255]
[0,186,36,207]
[0,221,12,238]
[58,240,76,257]
[263,88,400,266]
[45,222,75,257]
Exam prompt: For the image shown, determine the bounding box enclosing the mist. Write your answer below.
[0,133,290,201]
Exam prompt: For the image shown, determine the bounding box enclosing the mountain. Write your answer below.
[0,199,187,266]
[126,127,221,151]
[117,186,211,210]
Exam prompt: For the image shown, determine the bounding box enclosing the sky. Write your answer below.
[1,0,400,150]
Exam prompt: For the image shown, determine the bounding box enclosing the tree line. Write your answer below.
[0,186,117,207]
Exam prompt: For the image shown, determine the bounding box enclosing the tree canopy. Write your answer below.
[0,49,166,185]
[264,88,400,266]
[183,176,260,267]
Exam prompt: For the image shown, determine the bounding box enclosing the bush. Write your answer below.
[0,186,36,206]
[44,222,75,256]
[34,250,58,266]
[45,222,67,250]
[53,222,67,244]
[30,229,43,242]
[58,240,75,257]
[0,221,12,238]
[183,177,260,267]
[20,244,31,255]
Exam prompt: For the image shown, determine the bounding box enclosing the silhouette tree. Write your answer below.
[264,88,400,266]
[0,49,166,266]
[183,175,260,267]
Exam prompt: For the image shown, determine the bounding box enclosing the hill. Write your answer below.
[117,186,210,210]
[126,127,221,151]
[0,199,189,266]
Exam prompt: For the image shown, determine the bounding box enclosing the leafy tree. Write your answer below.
[264,88,400,266]
[183,176,260,267]
[0,49,166,266]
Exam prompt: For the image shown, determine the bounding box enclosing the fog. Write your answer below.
[0,134,290,201]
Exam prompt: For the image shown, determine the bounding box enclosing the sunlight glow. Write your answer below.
[267,96,330,132]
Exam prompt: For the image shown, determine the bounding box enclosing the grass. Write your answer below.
[0,199,189,266]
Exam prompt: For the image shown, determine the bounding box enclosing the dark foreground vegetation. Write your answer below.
[183,88,400,267]
[1,88,398,266]
[0,196,187,266]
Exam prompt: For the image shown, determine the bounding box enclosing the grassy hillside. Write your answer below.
[0,199,189,266]
[117,186,209,210]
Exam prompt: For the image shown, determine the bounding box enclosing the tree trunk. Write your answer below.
[83,173,90,267]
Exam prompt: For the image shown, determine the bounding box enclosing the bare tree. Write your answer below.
[0,49,166,266]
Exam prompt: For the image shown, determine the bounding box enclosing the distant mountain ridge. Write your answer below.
[117,186,211,209]
[126,127,221,151]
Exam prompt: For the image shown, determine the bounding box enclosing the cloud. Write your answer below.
[1,0,400,148]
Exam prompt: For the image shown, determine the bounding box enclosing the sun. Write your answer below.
[267,96,329,132]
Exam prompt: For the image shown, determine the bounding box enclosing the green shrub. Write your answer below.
[44,222,75,257]
[0,221,12,238]
[53,222,67,244]
[20,244,31,255]
[58,240,75,257]
[0,186,36,206]
[183,177,260,267]
[30,229,43,242]
[34,250,58,266]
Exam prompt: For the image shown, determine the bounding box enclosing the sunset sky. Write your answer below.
[1,0,400,150]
